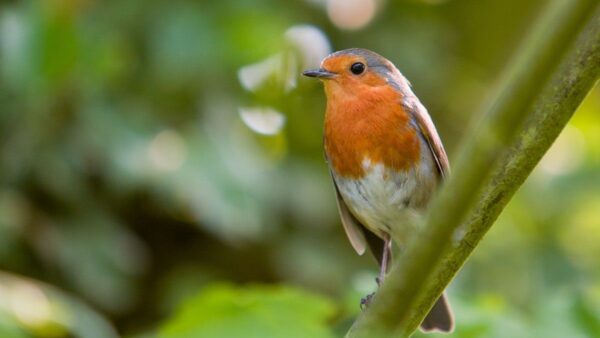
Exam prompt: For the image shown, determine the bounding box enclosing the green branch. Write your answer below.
[346,1,600,337]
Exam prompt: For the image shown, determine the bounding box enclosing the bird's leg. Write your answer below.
[376,233,392,287]
[362,234,392,309]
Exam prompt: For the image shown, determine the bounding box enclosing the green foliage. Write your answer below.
[412,292,600,338]
[158,284,336,338]
[0,272,118,338]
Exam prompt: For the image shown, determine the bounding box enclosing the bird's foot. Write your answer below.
[360,292,376,310]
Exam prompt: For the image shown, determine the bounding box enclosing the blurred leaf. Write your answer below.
[158,284,336,338]
[49,211,148,314]
[573,293,600,337]
[0,272,118,338]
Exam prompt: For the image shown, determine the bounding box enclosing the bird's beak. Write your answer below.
[302,68,336,79]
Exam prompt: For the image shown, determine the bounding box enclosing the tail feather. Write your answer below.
[420,293,454,333]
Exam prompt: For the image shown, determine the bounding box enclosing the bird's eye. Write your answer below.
[350,62,365,75]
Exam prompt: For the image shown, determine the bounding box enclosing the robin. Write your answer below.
[303,48,454,333]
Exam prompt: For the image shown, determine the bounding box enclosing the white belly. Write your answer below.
[332,155,438,246]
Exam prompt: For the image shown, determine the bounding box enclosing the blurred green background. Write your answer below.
[0,0,599,337]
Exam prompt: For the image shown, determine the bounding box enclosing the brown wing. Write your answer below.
[332,178,388,264]
[409,104,450,178]
[332,179,367,255]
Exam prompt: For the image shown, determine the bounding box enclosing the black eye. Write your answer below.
[350,62,365,75]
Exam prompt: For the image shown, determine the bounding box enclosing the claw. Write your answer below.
[360,292,376,310]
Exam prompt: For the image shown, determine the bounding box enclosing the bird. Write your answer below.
[303,48,454,333]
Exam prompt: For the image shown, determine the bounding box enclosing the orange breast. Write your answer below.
[324,84,420,179]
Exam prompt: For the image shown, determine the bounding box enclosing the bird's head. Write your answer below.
[303,48,409,99]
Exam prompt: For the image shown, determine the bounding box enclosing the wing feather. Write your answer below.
[332,179,367,255]
[408,102,450,178]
